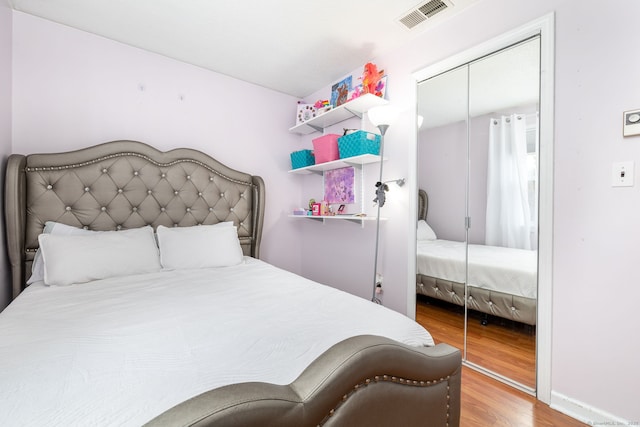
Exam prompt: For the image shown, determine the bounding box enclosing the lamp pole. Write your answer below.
[371,124,388,303]
[367,105,399,304]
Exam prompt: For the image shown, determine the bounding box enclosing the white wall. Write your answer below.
[0,0,13,310]
[549,2,640,421]
[10,12,304,281]
[299,73,419,312]
[298,0,640,423]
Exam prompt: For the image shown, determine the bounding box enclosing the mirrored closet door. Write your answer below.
[416,36,540,391]
[416,64,469,353]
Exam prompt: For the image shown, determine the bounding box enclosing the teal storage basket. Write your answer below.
[338,131,381,158]
[290,149,315,169]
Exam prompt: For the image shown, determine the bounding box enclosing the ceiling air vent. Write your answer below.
[398,0,450,30]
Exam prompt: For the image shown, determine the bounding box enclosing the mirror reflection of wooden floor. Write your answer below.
[415,294,536,387]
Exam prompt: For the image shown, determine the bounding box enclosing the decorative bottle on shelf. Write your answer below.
[320,200,329,216]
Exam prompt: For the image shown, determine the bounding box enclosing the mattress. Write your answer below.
[416,239,537,299]
[0,258,434,426]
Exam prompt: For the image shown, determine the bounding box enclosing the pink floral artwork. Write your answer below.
[324,167,355,204]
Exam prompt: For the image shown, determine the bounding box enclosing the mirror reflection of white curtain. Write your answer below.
[485,114,532,250]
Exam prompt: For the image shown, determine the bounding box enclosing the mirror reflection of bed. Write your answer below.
[414,36,540,390]
[415,189,536,386]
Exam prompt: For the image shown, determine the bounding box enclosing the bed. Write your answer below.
[0,141,462,427]
[417,189,537,326]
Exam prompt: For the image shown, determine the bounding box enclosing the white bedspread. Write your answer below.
[0,258,433,427]
[417,239,537,298]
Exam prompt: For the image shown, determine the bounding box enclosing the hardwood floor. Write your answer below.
[415,295,587,427]
[461,366,586,426]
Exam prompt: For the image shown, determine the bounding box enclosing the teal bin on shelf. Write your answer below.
[338,131,381,158]
[290,149,315,169]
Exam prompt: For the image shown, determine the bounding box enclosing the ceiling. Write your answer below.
[9,0,478,98]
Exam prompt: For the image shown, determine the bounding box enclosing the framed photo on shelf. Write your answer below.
[375,75,388,99]
[296,103,318,125]
[330,76,352,107]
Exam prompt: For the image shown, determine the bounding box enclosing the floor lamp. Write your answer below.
[367,105,400,304]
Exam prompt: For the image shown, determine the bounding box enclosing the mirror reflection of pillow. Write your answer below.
[417,220,437,240]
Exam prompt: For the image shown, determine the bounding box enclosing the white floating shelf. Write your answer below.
[288,215,386,225]
[289,94,388,135]
[288,154,384,175]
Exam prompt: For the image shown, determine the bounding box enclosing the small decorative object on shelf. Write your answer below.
[320,200,329,216]
[348,85,363,102]
[296,103,317,125]
[311,202,321,216]
[314,99,332,114]
[346,63,387,102]
[360,62,386,97]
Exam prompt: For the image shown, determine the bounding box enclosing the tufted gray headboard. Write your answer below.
[4,140,265,299]
[418,189,428,221]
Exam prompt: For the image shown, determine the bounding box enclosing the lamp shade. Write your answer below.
[368,105,400,128]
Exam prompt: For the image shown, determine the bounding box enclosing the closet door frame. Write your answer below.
[411,12,554,403]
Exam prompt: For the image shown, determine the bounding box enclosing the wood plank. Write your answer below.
[461,367,587,426]
[416,295,587,426]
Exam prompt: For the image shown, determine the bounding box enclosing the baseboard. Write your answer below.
[550,391,631,425]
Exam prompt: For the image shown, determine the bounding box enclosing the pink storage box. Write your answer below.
[312,134,340,163]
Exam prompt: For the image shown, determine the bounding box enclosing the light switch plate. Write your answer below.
[612,161,634,187]
[623,110,640,136]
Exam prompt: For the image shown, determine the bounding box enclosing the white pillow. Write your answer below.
[417,220,437,241]
[38,226,161,286]
[156,223,244,269]
[28,222,96,284]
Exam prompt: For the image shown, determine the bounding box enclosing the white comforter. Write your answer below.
[417,239,537,298]
[0,258,433,427]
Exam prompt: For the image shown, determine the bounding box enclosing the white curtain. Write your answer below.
[485,114,532,250]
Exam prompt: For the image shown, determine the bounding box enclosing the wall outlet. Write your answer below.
[612,161,634,187]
